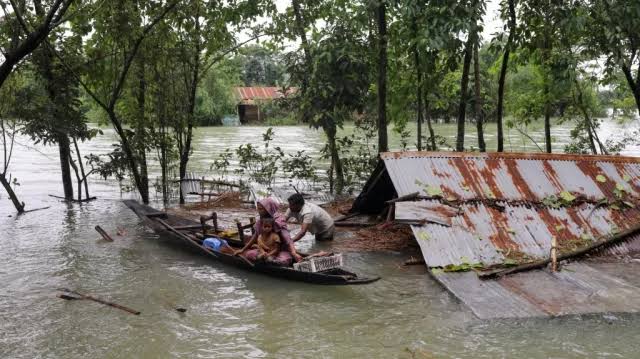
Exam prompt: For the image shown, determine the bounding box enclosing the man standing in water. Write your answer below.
[285,193,335,242]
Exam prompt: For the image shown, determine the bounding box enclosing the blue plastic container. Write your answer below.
[203,237,222,251]
[203,237,228,251]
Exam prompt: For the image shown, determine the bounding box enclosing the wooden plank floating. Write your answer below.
[95,225,114,242]
[58,288,140,315]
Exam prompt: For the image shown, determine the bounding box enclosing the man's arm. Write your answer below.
[284,208,294,222]
[291,222,310,242]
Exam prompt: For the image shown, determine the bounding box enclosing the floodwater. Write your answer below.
[2,120,640,358]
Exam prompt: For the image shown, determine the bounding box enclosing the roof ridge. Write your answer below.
[380,151,640,163]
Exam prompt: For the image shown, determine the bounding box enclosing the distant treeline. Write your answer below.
[1,0,639,212]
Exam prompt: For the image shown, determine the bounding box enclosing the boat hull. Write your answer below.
[124,200,380,285]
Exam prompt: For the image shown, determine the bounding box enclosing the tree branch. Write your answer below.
[513,126,544,152]
[8,0,32,32]
[107,0,179,110]
[0,0,72,88]
[1,119,7,174]
[199,32,266,80]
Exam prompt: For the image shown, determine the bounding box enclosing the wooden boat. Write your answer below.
[124,200,380,285]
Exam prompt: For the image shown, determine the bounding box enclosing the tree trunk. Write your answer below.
[136,126,149,204]
[544,91,552,153]
[497,48,509,153]
[497,0,516,153]
[411,17,423,151]
[473,42,486,152]
[160,128,168,204]
[134,61,150,204]
[573,80,598,154]
[109,110,149,203]
[376,1,388,153]
[425,99,436,150]
[179,14,201,205]
[543,5,552,154]
[38,40,74,200]
[0,173,24,213]
[68,153,82,200]
[325,122,343,194]
[456,32,475,152]
[57,134,74,199]
[72,137,90,199]
[292,0,312,120]
[141,155,149,202]
[621,65,640,118]
[543,63,552,154]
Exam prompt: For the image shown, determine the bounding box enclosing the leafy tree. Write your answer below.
[517,0,576,153]
[302,25,371,194]
[236,44,285,86]
[72,0,179,204]
[0,0,75,212]
[587,0,640,116]
[197,59,243,125]
[0,75,26,213]
[25,19,94,201]
[0,0,74,88]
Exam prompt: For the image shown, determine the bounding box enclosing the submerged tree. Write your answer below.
[72,0,178,204]
[26,19,95,201]
[0,0,76,212]
[0,77,25,213]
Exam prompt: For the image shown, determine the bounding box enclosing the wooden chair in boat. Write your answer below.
[235,217,256,244]
[200,212,219,234]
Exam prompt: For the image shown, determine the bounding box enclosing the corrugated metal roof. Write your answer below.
[381,151,640,267]
[233,87,297,104]
[432,259,640,319]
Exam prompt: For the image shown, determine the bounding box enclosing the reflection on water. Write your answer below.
[1,120,640,358]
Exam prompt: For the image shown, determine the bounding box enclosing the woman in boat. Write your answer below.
[234,198,303,266]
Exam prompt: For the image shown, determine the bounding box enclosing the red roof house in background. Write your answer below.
[233,87,297,123]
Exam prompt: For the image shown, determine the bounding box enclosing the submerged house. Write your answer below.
[354,151,640,319]
[233,87,297,124]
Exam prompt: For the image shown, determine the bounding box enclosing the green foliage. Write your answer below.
[541,191,578,209]
[196,59,243,126]
[209,128,319,189]
[442,262,484,272]
[297,22,372,194]
[335,119,378,193]
[236,44,286,86]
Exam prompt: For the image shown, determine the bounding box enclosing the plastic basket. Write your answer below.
[293,254,343,272]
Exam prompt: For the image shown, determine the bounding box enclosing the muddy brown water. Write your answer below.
[2,121,640,358]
